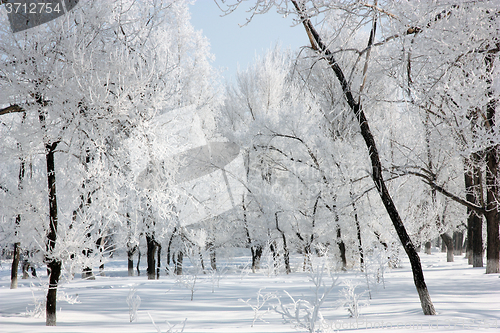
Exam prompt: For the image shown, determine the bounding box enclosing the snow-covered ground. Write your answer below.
[1,251,499,332]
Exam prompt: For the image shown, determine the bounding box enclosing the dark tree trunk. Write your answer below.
[146,234,157,280]
[127,247,135,276]
[156,243,162,279]
[352,195,364,270]
[166,228,177,271]
[465,156,484,266]
[440,233,454,262]
[333,195,347,270]
[424,242,432,255]
[484,50,500,274]
[199,250,205,273]
[336,226,347,270]
[46,257,61,326]
[136,248,141,276]
[44,142,62,326]
[275,212,291,274]
[282,238,291,274]
[485,145,500,273]
[470,212,483,267]
[174,251,183,275]
[10,242,20,289]
[292,1,435,314]
[126,212,136,276]
[251,245,263,273]
[11,155,25,289]
[270,242,278,271]
[210,246,217,270]
[453,231,464,255]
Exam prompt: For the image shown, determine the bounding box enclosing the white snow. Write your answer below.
[1,252,499,332]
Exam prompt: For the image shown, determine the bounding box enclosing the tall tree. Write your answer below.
[219,0,447,314]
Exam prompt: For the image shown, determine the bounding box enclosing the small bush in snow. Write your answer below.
[340,280,369,318]
[126,286,141,322]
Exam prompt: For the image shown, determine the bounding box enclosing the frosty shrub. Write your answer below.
[26,280,79,318]
[126,287,141,323]
[149,313,186,333]
[209,266,227,293]
[275,267,338,333]
[176,274,198,301]
[340,280,369,318]
[239,288,278,327]
[26,284,46,318]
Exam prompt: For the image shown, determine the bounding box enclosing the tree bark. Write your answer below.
[251,245,263,273]
[127,247,135,276]
[485,146,500,273]
[210,245,217,271]
[465,156,484,267]
[425,241,432,255]
[333,196,347,270]
[146,234,157,280]
[10,242,20,289]
[485,51,500,274]
[440,233,454,262]
[352,194,364,270]
[453,231,464,256]
[136,248,141,276]
[45,142,61,326]
[292,1,435,315]
[336,226,347,270]
[275,212,291,274]
[156,243,162,279]
[174,251,183,275]
[167,229,176,267]
[199,250,205,273]
[11,151,25,289]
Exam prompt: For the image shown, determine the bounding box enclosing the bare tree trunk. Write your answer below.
[45,142,62,326]
[167,229,176,267]
[11,152,25,289]
[292,1,435,314]
[251,245,263,273]
[336,226,347,270]
[485,51,500,274]
[275,212,291,274]
[136,248,141,276]
[10,242,20,289]
[199,250,205,273]
[440,233,454,262]
[156,243,162,279]
[333,196,347,270]
[352,193,364,270]
[127,246,135,276]
[453,231,464,256]
[486,146,499,273]
[465,156,484,267]
[175,251,183,275]
[243,194,263,273]
[209,244,217,270]
[146,234,157,280]
[425,242,432,255]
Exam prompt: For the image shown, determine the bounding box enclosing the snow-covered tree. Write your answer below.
[0,0,216,325]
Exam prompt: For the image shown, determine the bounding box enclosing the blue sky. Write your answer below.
[189,1,308,82]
